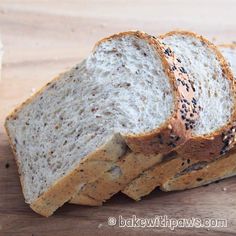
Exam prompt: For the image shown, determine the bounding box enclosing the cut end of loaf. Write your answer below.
[162,31,235,137]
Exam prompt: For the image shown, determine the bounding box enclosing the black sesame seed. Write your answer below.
[171,65,177,71]
[164,48,172,56]
[185,124,189,130]
[192,98,197,104]
[179,67,187,74]
[177,58,181,63]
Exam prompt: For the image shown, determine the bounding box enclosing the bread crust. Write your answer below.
[70,152,163,205]
[122,152,201,200]
[218,43,236,49]
[161,152,236,191]
[70,194,102,206]
[159,31,236,161]
[5,31,199,215]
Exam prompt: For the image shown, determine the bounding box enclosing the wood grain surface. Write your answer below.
[0,0,236,235]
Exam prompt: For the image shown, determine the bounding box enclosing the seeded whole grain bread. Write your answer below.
[71,32,236,206]
[69,32,204,206]
[122,32,236,201]
[5,31,197,216]
[161,44,236,192]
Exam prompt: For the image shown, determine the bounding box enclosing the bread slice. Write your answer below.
[161,44,236,192]
[5,31,196,216]
[122,32,236,201]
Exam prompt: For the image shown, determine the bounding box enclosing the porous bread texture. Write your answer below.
[162,33,234,136]
[220,45,236,77]
[122,34,236,201]
[5,31,191,216]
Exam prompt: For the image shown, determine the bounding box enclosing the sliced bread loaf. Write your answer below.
[5,31,196,216]
[122,32,236,201]
[69,32,203,206]
[161,44,236,192]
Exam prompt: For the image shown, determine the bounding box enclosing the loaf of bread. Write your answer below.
[122,32,236,201]
[5,31,196,216]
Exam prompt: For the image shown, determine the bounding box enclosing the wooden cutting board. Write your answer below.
[1,1,236,235]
